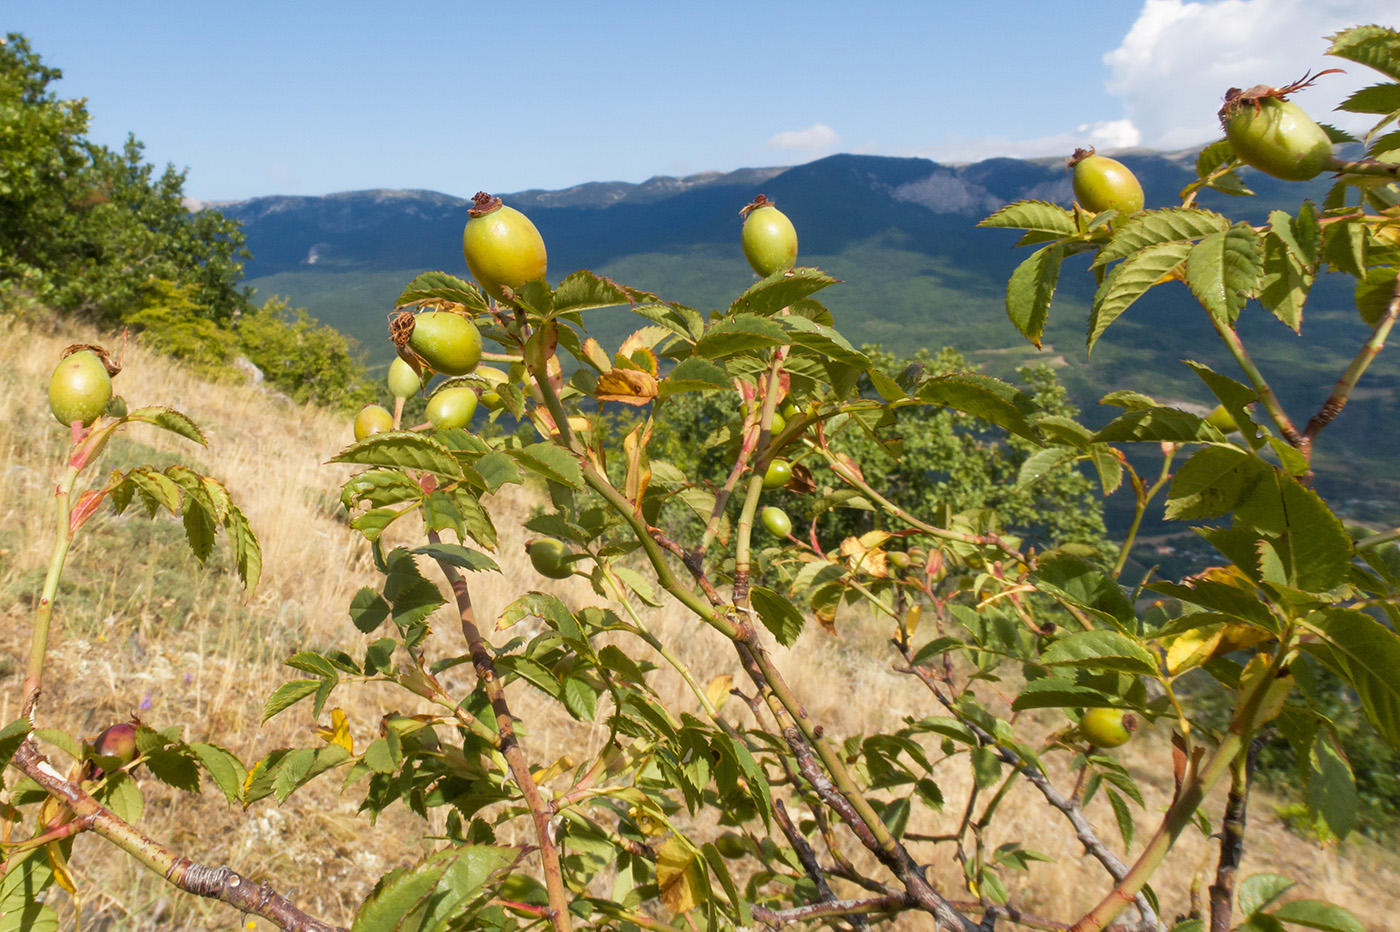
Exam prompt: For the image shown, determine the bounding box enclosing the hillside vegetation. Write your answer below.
[5,309,1400,931]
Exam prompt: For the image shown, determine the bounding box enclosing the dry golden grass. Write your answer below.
[1,313,1396,930]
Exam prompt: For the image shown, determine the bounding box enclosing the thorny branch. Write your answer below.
[1209,737,1264,932]
[12,742,345,932]
[428,531,574,932]
[896,651,1161,932]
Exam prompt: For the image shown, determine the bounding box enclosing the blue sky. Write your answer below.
[9,0,1395,201]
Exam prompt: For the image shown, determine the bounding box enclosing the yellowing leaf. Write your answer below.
[656,836,705,915]
[705,674,734,712]
[313,708,354,754]
[532,755,575,786]
[900,604,923,641]
[596,368,659,406]
[1166,623,1272,674]
[581,337,613,372]
[839,535,889,578]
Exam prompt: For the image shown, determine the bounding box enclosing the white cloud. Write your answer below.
[909,120,1142,165]
[1106,0,1396,150]
[905,0,1393,166]
[765,123,842,156]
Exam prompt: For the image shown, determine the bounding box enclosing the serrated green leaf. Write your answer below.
[694,314,787,359]
[1093,407,1224,444]
[143,747,201,792]
[102,771,145,823]
[978,200,1076,235]
[1270,899,1364,932]
[1306,730,1356,839]
[1327,25,1400,83]
[1259,231,1312,332]
[1015,446,1076,490]
[1094,208,1231,266]
[784,316,869,366]
[1033,551,1134,626]
[341,469,426,510]
[223,501,262,589]
[749,587,804,647]
[394,270,490,315]
[1089,241,1190,350]
[728,267,839,317]
[262,680,320,722]
[660,356,729,395]
[1239,873,1295,917]
[512,443,582,489]
[1105,787,1135,849]
[1165,446,1268,520]
[552,269,651,315]
[1302,609,1400,746]
[331,432,465,478]
[917,373,1041,442]
[31,729,80,761]
[562,677,599,721]
[412,543,499,573]
[1043,630,1158,676]
[1323,219,1367,278]
[189,742,247,805]
[1355,265,1399,326]
[1005,243,1063,347]
[122,406,207,445]
[1235,472,1351,591]
[350,587,391,634]
[1185,224,1261,326]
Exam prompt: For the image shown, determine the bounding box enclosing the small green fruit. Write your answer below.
[741,196,798,276]
[425,386,478,430]
[763,459,793,490]
[1070,148,1144,215]
[1220,92,1332,181]
[528,538,574,579]
[409,311,482,376]
[354,404,394,440]
[463,192,548,301]
[387,357,423,399]
[1079,708,1138,748]
[761,506,792,538]
[714,832,748,858]
[49,350,113,427]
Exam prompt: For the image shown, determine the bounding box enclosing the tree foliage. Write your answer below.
[0,34,249,321]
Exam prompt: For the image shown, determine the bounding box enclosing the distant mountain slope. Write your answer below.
[218,152,1399,524]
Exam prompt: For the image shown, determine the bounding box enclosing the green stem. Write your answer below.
[598,567,720,718]
[22,464,79,719]
[1208,318,1304,453]
[820,449,1023,558]
[733,355,786,605]
[1111,448,1175,579]
[1323,154,1400,179]
[582,464,740,639]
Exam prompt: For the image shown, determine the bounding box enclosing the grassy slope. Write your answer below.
[4,311,1400,929]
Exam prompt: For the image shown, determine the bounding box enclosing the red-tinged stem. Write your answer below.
[11,742,344,931]
[1303,272,1400,443]
[426,532,573,932]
